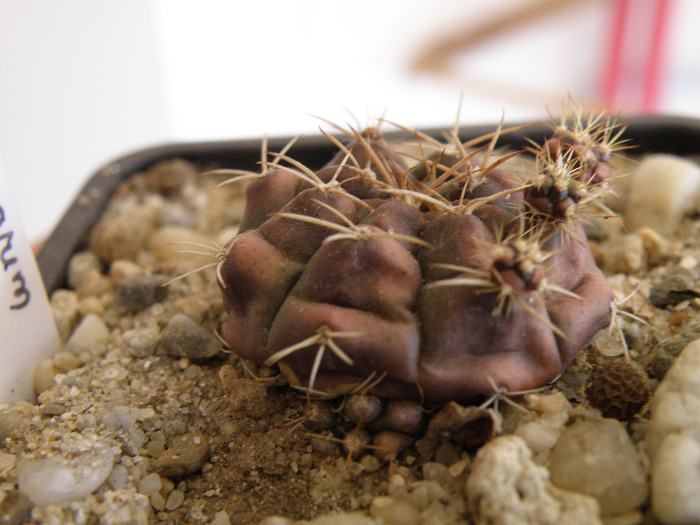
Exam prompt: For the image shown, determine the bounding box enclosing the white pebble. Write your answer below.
[107,464,129,491]
[0,453,16,472]
[108,259,144,284]
[647,338,700,524]
[129,429,146,449]
[603,233,646,274]
[150,492,166,511]
[548,419,648,515]
[625,154,700,235]
[67,251,102,289]
[52,351,83,372]
[370,496,420,525]
[514,421,560,456]
[137,472,162,495]
[407,480,448,511]
[652,430,700,524]
[305,513,376,525]
[165,488,185,510]
[679,255,698,269]
[33,359,60,395]
[258,517,293,525]
[17,438,115,505]
[112,406,142,431]
[64,313,110,356]
[211,510,232,525]
[50,289,79,342]
[467,435,600,525]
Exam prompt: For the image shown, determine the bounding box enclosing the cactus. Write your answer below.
[213,110,622,404]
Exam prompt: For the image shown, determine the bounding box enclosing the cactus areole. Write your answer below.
[215,112,620,403]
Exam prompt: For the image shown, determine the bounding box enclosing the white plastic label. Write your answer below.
[0,167,61,403]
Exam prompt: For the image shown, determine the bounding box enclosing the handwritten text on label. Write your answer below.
[0,204,31,310]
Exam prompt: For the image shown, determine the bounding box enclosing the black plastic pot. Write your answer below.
[37,115,700,294]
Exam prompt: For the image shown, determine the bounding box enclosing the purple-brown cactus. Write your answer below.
[214,112,621,404]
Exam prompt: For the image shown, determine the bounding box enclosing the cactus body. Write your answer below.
[217,114,619,403]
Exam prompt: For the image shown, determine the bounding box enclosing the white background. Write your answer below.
[2,0,700,242]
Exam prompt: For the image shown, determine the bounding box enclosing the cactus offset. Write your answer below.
[213,109,620,403]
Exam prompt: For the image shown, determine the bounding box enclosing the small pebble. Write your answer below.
[77,295,105,316]
[0,452,16,472]
[33,359,60,395]
[407,480,448,511]
[679,255,698,269]
[651,431,700,525]
[52,350,84,372]
[433,439,461,466]
[211,510,232,525]
[108,259,144,284]
[158,313,220,359]
[625,153,700,235]
[90,209,156,263]
[111,406,155,431]
[142,158,194,195]
[667,309,690,327]
[76,413,97,431]
[603,233,646,274]
[147,432,167,458]
[50,289,79,342]
[525,391,572,415]
[649,268,700,309]
[306,512,377,525]
[17,437,115,506]
[258,517,293,525]
[152,432,211,478]
[150,492,166,512]
[159,476,175,498]
[158,202,195,228]
[183,364,203,379]
[76,269,114,298]
[137,473,162,495]
[467,435,601,525]
[387,473,406,495]
[514,420,561,457]
[39,402,66,416]
[115,274,168,312]
[421,462,453,488]
[645,340,700,525]
[64,313,110,357]
[107,464,129,490]
[122,326,160,359]
[67,251,102,289]
[370,496,420,525]
[359,453,381,473]
[636,226,669,266]
[165,488,185,510]
[548,418,648,515]
[651,317,700,378]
